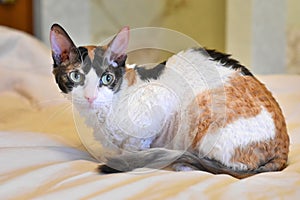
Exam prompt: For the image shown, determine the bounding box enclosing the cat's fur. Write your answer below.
[50,24,289,179]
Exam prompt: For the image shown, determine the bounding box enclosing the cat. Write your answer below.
[50,23,289,179]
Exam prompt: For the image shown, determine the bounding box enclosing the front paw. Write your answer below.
[172,163,198,171]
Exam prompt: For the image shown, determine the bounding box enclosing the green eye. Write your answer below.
[69,71,83,83]
[101,73,115,86]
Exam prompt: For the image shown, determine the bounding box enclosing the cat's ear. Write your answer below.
[50,24,77,66]
[106,26,129,65]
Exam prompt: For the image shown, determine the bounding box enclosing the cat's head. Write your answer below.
[50,24,129,107]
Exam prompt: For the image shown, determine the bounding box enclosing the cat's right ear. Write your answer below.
[106,26,130,64]
[50,24,77,66]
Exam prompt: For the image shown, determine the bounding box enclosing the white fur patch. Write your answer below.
[197,106,275,169]
[126,64,136,69]
[172,163,197,171]
[167,49,236,91]
[104,82,180,149]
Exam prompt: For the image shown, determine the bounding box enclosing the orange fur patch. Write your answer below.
[191,75,289,170]
[230,76,289,170]
[85,45,97,62]
[125,68,137,86]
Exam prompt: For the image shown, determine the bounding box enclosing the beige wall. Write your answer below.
[226,0,252,68]
[287,0,300,29]
[226,0,300,74]
[37,0,226,52]
[287,0,300,74]
[155,0,226,51]
[36,0,299,74]
[90,0,226,51]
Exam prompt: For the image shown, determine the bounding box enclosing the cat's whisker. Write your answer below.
[36,98,69,106]
[39,103,73,133]
[70,96,113,106]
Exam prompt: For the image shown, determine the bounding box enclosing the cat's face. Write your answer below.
[50,24,129,108]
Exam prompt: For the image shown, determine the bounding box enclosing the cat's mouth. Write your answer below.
[71,98,111,109]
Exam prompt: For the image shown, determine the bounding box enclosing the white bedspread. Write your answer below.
[1,26,300,199]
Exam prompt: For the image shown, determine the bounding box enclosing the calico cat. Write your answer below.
[50,23,289,179]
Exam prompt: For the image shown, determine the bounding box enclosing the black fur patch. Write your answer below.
[98,164,123,174]
[195,48,253,76]
[52,47,89,94]
[92,47,106,77]
[53,68,75,93]
[78,47,92,74]
[135,61,166,81]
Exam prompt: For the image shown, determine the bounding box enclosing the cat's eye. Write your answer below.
[69,71,83,83]
[101,73,115,86]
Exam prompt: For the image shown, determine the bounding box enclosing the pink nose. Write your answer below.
[85,96,97,104]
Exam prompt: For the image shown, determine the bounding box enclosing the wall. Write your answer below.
[252,0,286,74]
[35,0,299,74]
[226,0,252,68]
[226,0,287,74]
[287,0,300,74]
[35,0,90,46]
[227,0,300,74]
[36,0,226,51]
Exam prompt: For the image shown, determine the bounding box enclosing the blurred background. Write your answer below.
[0,0,299,74]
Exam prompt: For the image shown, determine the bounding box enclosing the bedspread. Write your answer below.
[1,26,300,200]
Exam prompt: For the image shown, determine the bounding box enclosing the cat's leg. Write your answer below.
[98,164,123,173]
[98,148,262,178]
[98,148,186,174]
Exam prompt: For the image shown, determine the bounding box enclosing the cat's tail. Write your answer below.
[98,148,274,179]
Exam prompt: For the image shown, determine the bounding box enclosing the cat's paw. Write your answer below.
[98,164,123,174]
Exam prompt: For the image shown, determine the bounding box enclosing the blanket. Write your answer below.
[1,26,300,199]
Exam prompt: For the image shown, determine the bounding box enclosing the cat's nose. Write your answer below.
[85,96,97,104]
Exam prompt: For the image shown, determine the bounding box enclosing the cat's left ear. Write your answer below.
[50,24,78,67]
[106,26,129,66]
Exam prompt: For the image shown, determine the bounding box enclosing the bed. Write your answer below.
[1,26,300,199]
